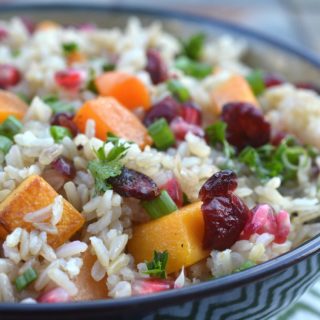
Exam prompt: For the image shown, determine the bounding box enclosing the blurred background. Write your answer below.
[0,0,319,53]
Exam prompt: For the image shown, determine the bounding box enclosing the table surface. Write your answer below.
[0,1,320,319]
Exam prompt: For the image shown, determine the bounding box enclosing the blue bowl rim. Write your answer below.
[0,2,320,314]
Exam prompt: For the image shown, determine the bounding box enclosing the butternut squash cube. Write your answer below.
[127,202,210,274]
[0,175,84,248]
[73,250,108,301]
[211,74,259,116]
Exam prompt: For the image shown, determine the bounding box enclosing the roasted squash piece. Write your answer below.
[210,74,259,116]
[73,250,108,301]
[0,90,28,123]
[127,202,210,274]
[0,175,84,248]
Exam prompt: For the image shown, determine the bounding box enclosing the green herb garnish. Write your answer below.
[144,251,169,279]
[175,56,212,79]
[62,42,79,55]
[15,268,38,291]
[0,116,23,139]
[246,69,265,96]
[43,95,75,114]
[148,118,175,150]
[102,63,116,72]
[234,260,256,273]
[50,125,72,142]
[181,33,205,61]
[167,79,190,102]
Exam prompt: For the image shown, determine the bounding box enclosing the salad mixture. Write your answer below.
[0,17,319,303]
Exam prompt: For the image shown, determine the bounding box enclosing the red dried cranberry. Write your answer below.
[132,278,173,296]
[263,74,284,88]
[145,48,168,85]
[295,82,320,94]
[51,157,76,179]
[199,170,237,201]
[0,64,21,89]
[144,96,182,127]
[55,69,85,90]
[170,117,204,140]
[0,28,7,41]
[160,177,183,207]
[108,167,160,200]
[271,130,287,146]
[221,102,271,150]
[181,102,202,125]
[51,113,78,136]
[202,194,249,250]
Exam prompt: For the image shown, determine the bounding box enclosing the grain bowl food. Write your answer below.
[0,16,319,304]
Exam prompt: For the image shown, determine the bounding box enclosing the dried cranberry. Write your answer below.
[108,167,160,200]
[132,278,173,296]
[0,64,21,89]
[181,102,202,125]
[0,28,7,41]
[199,170,237,201]
[202,194,249,250]
[37,287,71,303]
[145,48,168,85]
[55,69,85,90]
[263,74,284,88]
[20,17,36,34]
[51,113,78,136]
[295,82,320,94]
[143,96,182,127]
[51,157,76,179]
[160,177,183,207]
[271,130,287,146]
[170,117,204,140]
[221,102,271,150]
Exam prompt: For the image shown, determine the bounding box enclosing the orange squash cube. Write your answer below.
[0,175,85,248]
[0,90,28,123]
[127,202,210,274]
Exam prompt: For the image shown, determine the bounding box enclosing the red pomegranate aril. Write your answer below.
[0,64,21,89]
[77,23,97,32]
[144,96,182,127]
[146,48,168,85]
[181,102,202,125]
[199,170,237,201]
[170,117,204,140]
[202,193,249,250]
[295,82,320,94]
[55,69,85,90]
[20,17,36,34]
[160,177,183,207]
[0,28,8,41]
[221,102,271,151]
[275,210,290,243]
[37,287,71,303]
[263,74,284,88]
[132,278,174,296]
[107,167,160,200]
[51,157,76,179]
[51,113,78,136]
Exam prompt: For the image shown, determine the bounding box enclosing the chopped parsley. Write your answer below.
[181,33,205,61]
[144,251,169,279]
[88,138,129,194]
[62,42,79,55]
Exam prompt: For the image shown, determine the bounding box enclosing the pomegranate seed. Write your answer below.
[241,204,290,244]
[181,102,202,125]
[146,48,168,85]
[20,17,36,34]
[55,69,85,90]
[132,278,174,296]
[0,64,21,89]
[38,287,71,303]
[263,74,284,88]
[202,194,250,250]
[144,96,182,127]
[160,177,183,207]
[221,102,271,150]
[0,28,7,41]
[170,117,204,140]
[77,23,96,32]
[295,82,320,94]
[51,113,78,136]
[51,157,76,179]
[108,167,160,200]
[199,170,237,201]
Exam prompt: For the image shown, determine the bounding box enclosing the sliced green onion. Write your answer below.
[205,121,227,146]
[167,79,190,102]
[43,96,74,114]
[50,125,72,142]
[142,190,178,219]
[62,42,78,54]
[175,56,212,79]
[0,135,13,154]
[102,63,115,72]
[234,260,256,273]
[148,118,175,150]
[0,115,23,139]
[15,268,38,291]
[246,69,265,96]
[181,33,205,60]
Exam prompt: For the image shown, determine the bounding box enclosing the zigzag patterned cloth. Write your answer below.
[275,281,320,319]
